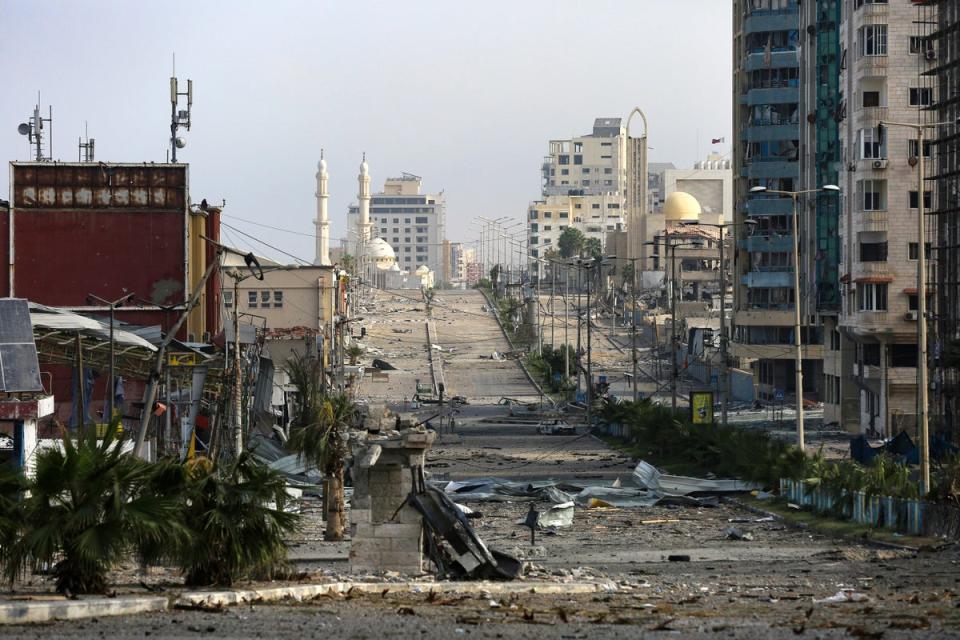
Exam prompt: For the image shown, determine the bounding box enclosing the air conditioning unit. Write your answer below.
[872,159,888,170]
[925,49,937,61]
[905,311,918,321]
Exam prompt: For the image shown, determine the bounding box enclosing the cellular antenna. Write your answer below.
[17,92,53,162]
[169,58,193,163]
[78,121,95,162]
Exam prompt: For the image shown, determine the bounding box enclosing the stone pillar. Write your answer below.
[349,430,435,574]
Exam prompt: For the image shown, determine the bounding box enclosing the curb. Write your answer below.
[0,595,167,625]
[174,580,618,609]
[722,496,922,553]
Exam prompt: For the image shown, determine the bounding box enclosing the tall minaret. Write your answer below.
[357,154,372,254]
[314,151,330,265]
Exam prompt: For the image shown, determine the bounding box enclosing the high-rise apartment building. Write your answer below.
[347,174,446,276]
[925,0,960,436]
[732,0,814,402]
[834,0,939,436]
[529,117,652,279]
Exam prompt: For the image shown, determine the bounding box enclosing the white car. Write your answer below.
[536,419,576,436]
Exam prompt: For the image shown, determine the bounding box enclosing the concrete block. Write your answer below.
[371,523,421,540]
[0,596,168,624]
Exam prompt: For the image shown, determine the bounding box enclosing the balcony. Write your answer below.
[857,209,888,232]
[744,123,799,142]
[746,198,793,216]
[741,271,792,288]
[741,235,794,253]
[745,50,798,71]
[745,86,800,106]
[856,106,888,128]
[733,308,794,326]
[747,160,799,180]
[852,262,892,282]
[855,54,888,78]
[744,11,798,35]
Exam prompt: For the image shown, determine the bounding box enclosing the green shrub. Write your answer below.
[5,423,187,594]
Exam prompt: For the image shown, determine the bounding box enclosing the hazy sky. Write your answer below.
[1,0,732,264]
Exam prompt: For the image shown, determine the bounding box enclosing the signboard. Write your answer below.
[774,388,785,402]
[168,352,198,367]
[690,391,714,425]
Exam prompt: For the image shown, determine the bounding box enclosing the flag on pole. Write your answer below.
[711,137,725,144]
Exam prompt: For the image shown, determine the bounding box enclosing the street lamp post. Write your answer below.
[661,240,704,414]
[878,117,957,494]
[750,184,839,451]
[624,257,641,403]
[87,292,135,425]
[572,254,616,425]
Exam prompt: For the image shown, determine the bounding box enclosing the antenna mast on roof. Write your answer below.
[169,54,193,163]
[78,121,95,162]
[17,92,53,162]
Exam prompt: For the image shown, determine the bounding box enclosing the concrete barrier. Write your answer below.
[0,595,168,625]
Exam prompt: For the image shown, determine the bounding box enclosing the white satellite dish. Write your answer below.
[17,123,30,135]
[175,137,187,149]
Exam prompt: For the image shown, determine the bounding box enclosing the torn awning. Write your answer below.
[853,275,895,284]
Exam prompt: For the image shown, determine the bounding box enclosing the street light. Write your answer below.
[749,184,840,451]
[680,218,759,427]
[570,254,616,426]
[87,291,136,426]
[877,117,958,494]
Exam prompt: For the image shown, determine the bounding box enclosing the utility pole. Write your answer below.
[550,262,555,349]
[232,277,243,455]
[87,292,135,426]
[670,244,678,414]
[564,264,570,380]
[586,259,593,426]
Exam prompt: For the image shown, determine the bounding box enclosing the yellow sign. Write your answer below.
[168,352,198,367]
[690,391,714,425]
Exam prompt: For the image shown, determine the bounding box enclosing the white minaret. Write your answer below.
[314,151,330,265]
[357,154,372,254]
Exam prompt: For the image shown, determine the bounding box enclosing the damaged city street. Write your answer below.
[5,2,960,636]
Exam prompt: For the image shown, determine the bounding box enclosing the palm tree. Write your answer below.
[178,453,300,586]
[285,353,357,541]
[5,423,187,594]
[346,344,364,365]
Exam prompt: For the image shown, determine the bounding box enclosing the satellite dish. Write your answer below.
[17,123,30,135]
[175,137,187,149]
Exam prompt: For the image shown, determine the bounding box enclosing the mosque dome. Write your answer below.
[365,237,396,270]
[663,191,702,223]
[415,265,430,275]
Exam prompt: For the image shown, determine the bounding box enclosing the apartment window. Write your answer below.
[558,155,569,165]
[858,283,888,311]
[404,218,411,224]
[607,203,620,209]
[908,190,932,209]
[862,343,881,367]
[544,211,553,219]
[393,218,399,223]
[573,155,583,165]
[223,291,234,309]
[404,256,411,262]
[831,330,841,351]
[380,227,387,234]
[561,180,569,185]
[909,87,932,107]
[890,344,918,368]
[415,217,428,223]
[416,236,427,242]
[529,236,538,245]
[273,291,283,308]
[908,139,932,158]
[416,246,427,253]
[260,291,270,307]
[560,212,569,218]
[573,142,583,153]
[604,168,612,174]
[529,223,538,232]
[908,294,919,311]
[543,225,552,232]
[392,237,399,244]
[859,25,888,57]
[404,237,411,243]
[908,242,932,260]
[581,168,590,174]
[416,226,427,233]
[582,180,590,186]
[862,91,881,108]
[561,168,569,175]
[592,203,600,209]
[855,0,887,6]
[248,291,258,308]
[859,241,888,262]
[859,179,886,210]
[529,210,538,220]
[909,36,934,57]
[604,180,613,186]
[860,128,885,159]
[393,228,399,234]
[600,141,611,147]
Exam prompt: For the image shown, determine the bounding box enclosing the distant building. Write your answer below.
[663,154,732,226]
[348,174,446,276]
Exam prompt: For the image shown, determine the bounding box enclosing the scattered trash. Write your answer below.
[372,358,397,370]
[611,477,622,488]
[537,501,575,528]
[787,503,801,510]
[633,461,761,495]
[754,490,775,500]
[813,590,870,605]
[725,526,754,541]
